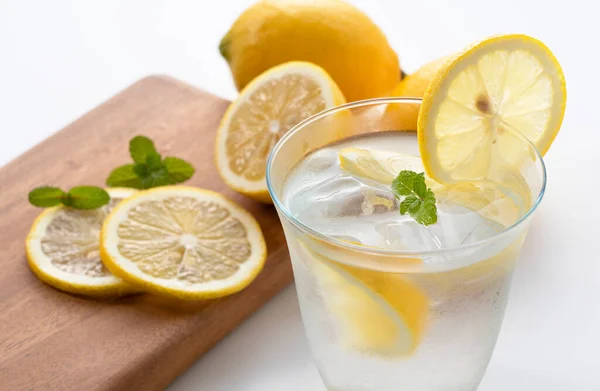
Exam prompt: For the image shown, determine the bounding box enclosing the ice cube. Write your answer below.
[289,174,398,221]
[305,147,338,173]
[432,204,504,247]
[460,219,504,245]
[375,219,443,251]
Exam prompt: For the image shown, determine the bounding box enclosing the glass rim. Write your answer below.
[266,97,547,258]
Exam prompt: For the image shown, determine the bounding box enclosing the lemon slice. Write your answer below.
[215,61,346,203]
[100,186,266,300]
[338,148,523,227]
[26,188,137,297]
[338,147,423,184]
[297,241,428,357]
[418,34,566,183]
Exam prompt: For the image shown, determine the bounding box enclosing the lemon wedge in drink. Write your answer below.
[338,148,523,227]
[338,147,424,184]
[100,186,266,300]
[418,34,566,183]
[26,188,138,297]
[297,241,428,357]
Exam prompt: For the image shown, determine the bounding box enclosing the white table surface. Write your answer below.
[2,1,599,390]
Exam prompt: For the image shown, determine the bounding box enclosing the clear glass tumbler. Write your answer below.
[266,98,546,391]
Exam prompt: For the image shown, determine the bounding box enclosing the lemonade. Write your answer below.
[267,34,564,390]
[282,131,535,390]
[267,98,547,391]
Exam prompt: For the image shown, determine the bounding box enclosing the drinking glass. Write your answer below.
[266,98,546,391]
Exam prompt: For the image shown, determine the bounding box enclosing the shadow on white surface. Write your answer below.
[168,285,325,391]
[480,366,600,391]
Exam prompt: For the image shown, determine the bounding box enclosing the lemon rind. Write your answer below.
[99,186,267,300]
[215,61,346,203]
[25,187,138,297]
[418,34,566,184]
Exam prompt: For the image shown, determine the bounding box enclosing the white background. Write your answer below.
[2,1,599,390]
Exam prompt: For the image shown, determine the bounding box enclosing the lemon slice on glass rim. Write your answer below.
[100,186,266,300]
[26,187,138,297]
[418,34,566,184]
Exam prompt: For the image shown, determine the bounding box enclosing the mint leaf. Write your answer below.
[413,173,427,196]
[392,171,419,196]
[392,170,438,226]
[130,136,158,164]
[29,187,66,207]
[141,168,170,189]
[108,135,195,190]
[146,152,164,171]
[67,186,110,209]
[414,199,438,225]
[164,157,195,184]
[107,164,144,189]
[400,195,420,215]
[133,162,149,178]
[30,186,110,209]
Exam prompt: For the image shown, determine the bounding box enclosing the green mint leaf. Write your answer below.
[392,170,419,197]
[108,135,196,190]
[164,157,195,184]
[146,152,164,171]
[106,164,144,189]
[133,162,149,178]
[61,193,73,206]
[391,170,438,226]
[130,136,158,164]
[414,199,438,226]
[400,195,420,215]
[67,186,110,209]
[28,187,66,207]
[141,167,170,189]
[413,173,427,197]
[424,189,436,203]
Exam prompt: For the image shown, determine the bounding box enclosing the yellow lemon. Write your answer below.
[418,34,566,184]
[297,241,428,357]
[215,61,345,203]
[338,147,423,184]
[26,188,138,297]
[220,0,400,102]
[100,186,266,300]
[383,56,452,131]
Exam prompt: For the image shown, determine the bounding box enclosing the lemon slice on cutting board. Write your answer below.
[100,186,266,300]
[215,61,346,203]
[26,187,138,297]
[418,34,566,183]
[297,241,428,357]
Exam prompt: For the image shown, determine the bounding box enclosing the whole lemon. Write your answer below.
[219,0,400,102]
[383,56,452,131]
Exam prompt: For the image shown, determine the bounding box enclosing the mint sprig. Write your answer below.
[391,170,438,226]
[29,186,109,210]
[107,135,195,189]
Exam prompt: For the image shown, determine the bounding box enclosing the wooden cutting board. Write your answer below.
[0,76,293,391]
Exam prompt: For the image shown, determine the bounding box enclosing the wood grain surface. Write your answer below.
[0,76,293,391]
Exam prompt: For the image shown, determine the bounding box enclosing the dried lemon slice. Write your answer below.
[26,187,137,297]
[99,186,266,300]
